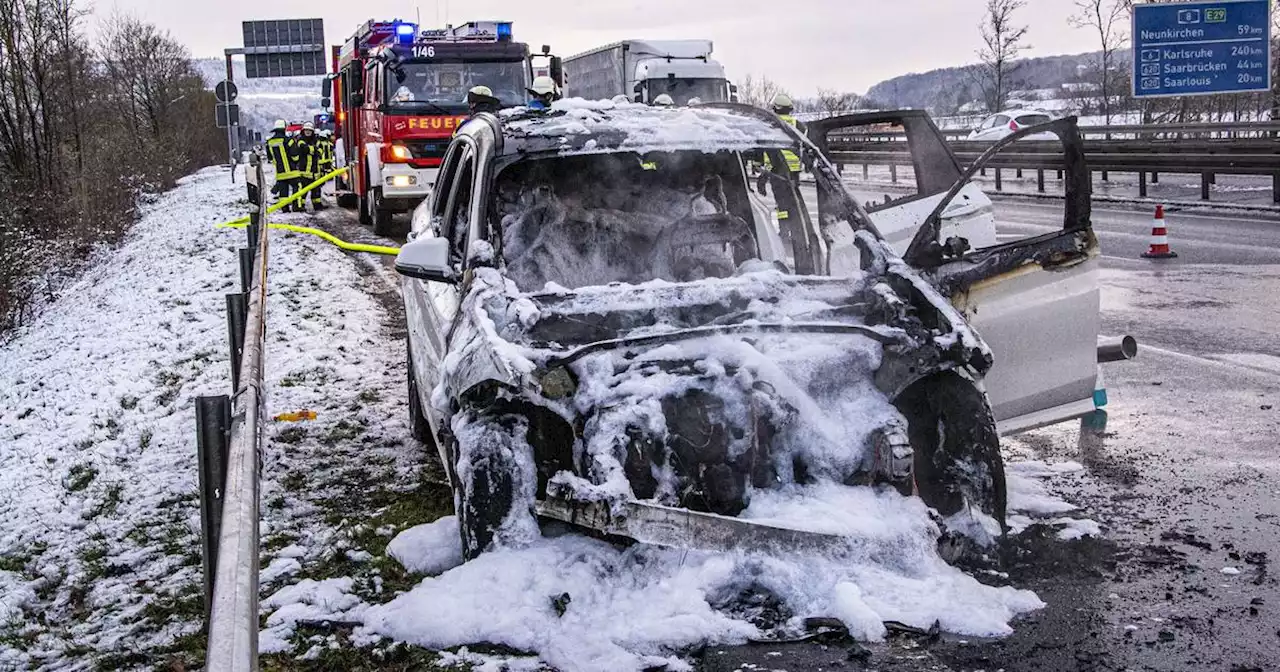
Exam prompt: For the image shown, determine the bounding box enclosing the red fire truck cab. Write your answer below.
[327,20,554,235]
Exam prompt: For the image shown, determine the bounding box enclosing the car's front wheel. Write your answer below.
[452,411,538,561]
[894,372,1007,550]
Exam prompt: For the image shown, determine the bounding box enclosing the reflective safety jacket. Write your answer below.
[316,138,335,171]
[294,136,321,178]
[764,114,804,175]
[266,133,301,180]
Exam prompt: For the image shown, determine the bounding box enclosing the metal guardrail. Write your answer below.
[827,121,1280,203]
[833,120,1280,143]
[197,154,268,672]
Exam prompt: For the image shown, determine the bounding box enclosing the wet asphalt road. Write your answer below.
[298,198,1280,671]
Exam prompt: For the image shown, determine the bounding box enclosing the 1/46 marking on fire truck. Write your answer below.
[412,46,436,58]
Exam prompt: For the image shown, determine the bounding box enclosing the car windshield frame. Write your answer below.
[386,58,528,112]
[486,148,807,291]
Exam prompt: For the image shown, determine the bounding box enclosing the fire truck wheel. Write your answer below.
[357,188,373,226]
[372,188,395,237]
[337,192,358,209]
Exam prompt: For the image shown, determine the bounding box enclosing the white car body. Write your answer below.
[967,110,1057,142]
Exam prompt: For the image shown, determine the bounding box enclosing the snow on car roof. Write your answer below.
[499,98,798,156]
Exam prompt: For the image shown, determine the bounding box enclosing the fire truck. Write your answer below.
[325,20,558,234]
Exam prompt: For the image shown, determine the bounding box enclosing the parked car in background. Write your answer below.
[967,110,1056,142]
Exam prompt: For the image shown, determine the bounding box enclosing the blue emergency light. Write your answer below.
[496,22,512,41]
[395,23,417,45]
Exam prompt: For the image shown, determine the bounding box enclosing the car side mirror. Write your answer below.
[321,97,331,109]
[549,56,564,87]
[351,92,365,107]
[395,237,456,283]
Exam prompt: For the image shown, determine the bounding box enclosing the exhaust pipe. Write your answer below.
[1097,335,1138,363]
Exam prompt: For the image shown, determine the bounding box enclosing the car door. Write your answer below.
[902,118,1100,435]
[404,140,474,421]
[806,111,999,254]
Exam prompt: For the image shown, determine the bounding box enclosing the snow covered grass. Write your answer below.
[0,166,452,669]
[0,168,248,669]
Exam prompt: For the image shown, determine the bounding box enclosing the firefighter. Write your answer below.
[652,93,675,107]
[757,93,804,194]
[316,129,335,179]
[527,76,558,111]
[295,122,325,211]
[467,85,502,116]
[266,119,303,210]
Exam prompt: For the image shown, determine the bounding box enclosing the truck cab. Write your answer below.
[330,20,542,234]
[630,41,733,104]
[564,40,735,106]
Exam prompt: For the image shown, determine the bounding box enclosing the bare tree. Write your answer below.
[974,0,1030,113]
[815,88,861,117]
[738,73,788,109]
[1070,0,1131,123]
[0,3,224,330]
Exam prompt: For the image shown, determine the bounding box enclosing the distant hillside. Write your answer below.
[865,50,1123,114]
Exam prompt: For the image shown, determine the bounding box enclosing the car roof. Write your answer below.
[482,99,799,158]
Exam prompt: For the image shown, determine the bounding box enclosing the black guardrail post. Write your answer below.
[1273,174,1279,204]
[238,249,253,295]
[1139,171,1148,198]
[247,211,260,256]
[195,395,232,621]
[226,293,247,389]
[1201,173,1212,201]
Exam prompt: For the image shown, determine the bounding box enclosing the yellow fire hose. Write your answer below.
[216,166,402,257]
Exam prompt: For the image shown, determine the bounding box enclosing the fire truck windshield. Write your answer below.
[387,60,527,112]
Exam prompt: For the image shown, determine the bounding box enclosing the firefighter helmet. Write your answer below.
[652,94,675,107]
[528,76,557,97]
[469,85,494,98]
[273,119,287,131]
[771,93,794,112]
[302,122,315,132]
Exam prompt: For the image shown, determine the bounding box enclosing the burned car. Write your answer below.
[395,101,1101,560]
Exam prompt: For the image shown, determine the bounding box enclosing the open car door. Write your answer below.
[806,111,998,254]
[900,118,1100,435]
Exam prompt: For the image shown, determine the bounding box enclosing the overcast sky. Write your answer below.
[98,0,1104,95]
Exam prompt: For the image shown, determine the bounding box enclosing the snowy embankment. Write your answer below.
[0,165,427,670]
[0,168,248,668]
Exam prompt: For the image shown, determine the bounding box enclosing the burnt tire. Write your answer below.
[895,372,1007,533]
[406,343,434,446]
[454,414,532,561]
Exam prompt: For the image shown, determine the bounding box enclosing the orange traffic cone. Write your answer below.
[1142,205,1178,259]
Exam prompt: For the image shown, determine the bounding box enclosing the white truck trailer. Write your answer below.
[563,39,735,105]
